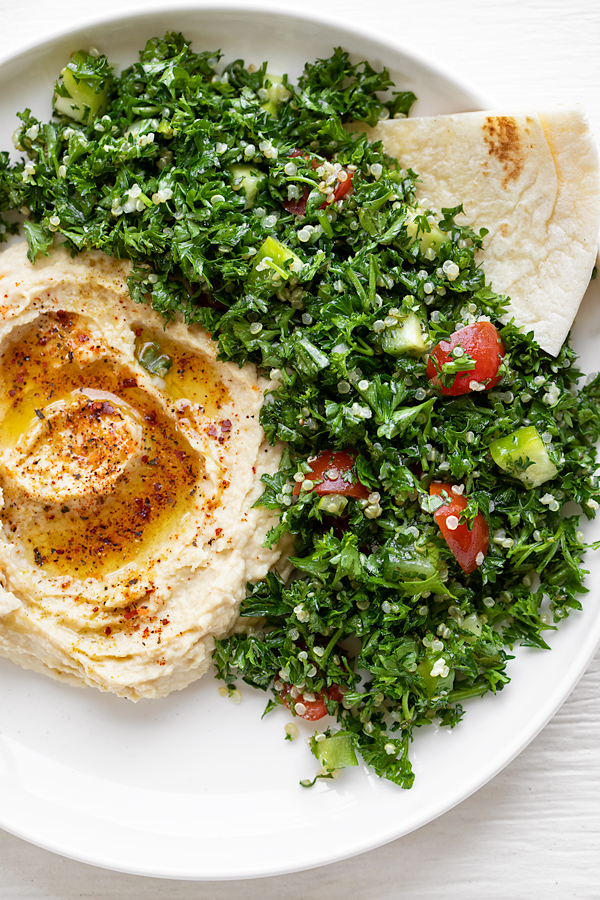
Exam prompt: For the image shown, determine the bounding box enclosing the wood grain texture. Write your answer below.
[0,0,599,896]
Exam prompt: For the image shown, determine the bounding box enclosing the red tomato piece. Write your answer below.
[430,482,489,574]
[282,186,309,216]
[286,150,320,171]
[282,151,353,215]
[281,150,316,216]
[426,322,505,396]
[279,683,343,721]
[292,450,370,499]
[330,168,353,202]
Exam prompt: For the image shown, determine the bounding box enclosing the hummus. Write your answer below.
[0,242,287,699]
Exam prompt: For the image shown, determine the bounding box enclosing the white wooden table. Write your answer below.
[1,0,599,896]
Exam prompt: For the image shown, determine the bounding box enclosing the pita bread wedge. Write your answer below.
[362,108,600,356]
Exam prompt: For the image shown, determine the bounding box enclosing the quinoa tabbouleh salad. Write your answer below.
[0,32,599,788]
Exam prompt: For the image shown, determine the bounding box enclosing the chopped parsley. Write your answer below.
[1,32,599,788]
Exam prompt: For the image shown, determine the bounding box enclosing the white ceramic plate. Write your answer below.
[0,2,599,881]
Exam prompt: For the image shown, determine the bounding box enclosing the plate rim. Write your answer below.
[0,0,495,110]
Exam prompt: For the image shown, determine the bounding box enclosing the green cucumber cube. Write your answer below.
[489,425,558,489]
[381,311,428,357]
[54,51,110,124]
[230,163,264,208]
[311,731,358,772]
[261,74,285,115]
[405,211,448,254]
[248,236,302,288]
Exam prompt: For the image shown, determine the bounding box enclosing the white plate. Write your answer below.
[0,2,599,881]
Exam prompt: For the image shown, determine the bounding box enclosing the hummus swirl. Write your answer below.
[0,243,286,699]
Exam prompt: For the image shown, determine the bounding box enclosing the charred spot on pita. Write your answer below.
[483,116,525,187]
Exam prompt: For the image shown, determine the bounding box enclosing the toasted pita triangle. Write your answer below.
[362,108,599,355]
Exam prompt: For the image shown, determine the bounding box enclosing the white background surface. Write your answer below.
[0,0,599,896]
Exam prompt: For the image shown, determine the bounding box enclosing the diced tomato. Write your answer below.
[429,481,489,574]
[282,150,315,215]
[330,169,353,202]
[426,322,505,396]
[287,149,320,170]
[279,683,343,721]
[282,187,310,216]
[292,450,370,499]
[282,151,353,215]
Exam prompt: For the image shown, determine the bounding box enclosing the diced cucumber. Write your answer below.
[489,425,558,489]
[248,236,302,288]
[405,210,448,254]
[381,311,428,357]
[230,163,265,208]
[261,74,285,116]
[317,494,349,516]
[417,655,455,697]
[381,541,440,583]
[311,731,358,772]
[53,51,111,125]
[461,612,483,637]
